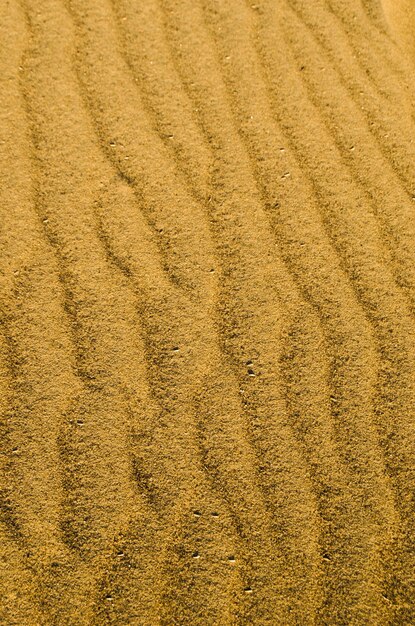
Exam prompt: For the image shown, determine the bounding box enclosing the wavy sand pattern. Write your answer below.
[1,1,415,624]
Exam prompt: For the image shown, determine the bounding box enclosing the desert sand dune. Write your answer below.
[1,0,415,624]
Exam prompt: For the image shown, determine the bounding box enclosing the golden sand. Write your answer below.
[1,1,415,623]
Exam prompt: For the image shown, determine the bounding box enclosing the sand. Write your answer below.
[1,0,415,624]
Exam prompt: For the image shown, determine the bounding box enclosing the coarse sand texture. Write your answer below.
[1,0,415,624]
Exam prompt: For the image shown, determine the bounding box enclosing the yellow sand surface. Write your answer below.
[1,1,415,624]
